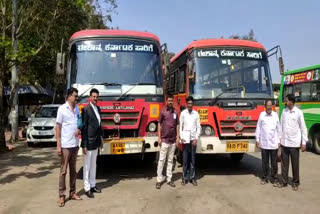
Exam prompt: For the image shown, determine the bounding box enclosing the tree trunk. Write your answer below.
[0,0,7,151]
[10,0,19,142]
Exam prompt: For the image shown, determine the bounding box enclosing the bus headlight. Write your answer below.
[202,126,214,136]
[148,122,157,132]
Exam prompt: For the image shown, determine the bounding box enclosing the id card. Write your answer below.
[173,113,176,119]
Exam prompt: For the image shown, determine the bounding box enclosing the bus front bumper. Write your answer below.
[195,136,259,154]
[76,136,160,156]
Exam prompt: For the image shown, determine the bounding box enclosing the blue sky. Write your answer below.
[110,0,320,83]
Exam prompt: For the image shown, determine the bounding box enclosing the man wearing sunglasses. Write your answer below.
[56,87,82,207]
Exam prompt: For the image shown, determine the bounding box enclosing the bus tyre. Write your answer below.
[230,153,244,163]
[27,141,34,147]
[312,132,320,155]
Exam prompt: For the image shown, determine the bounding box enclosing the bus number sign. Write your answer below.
[198,108,208,122]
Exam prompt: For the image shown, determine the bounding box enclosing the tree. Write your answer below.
[229,29,257,41]
[0,0,117,150]
[167,52,175,61]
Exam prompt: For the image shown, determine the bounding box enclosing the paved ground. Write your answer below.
[0,141,320,214]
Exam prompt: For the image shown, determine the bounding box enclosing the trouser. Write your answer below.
[59,147,79,197]
[157,142,176,183]
[83,148,98,192]
[261,148,278,181]
[182,143,196,181]
[281,146,300,186]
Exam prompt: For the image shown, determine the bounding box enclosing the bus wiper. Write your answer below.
[93,82,122,86]
[117,83,155,101]
[209,85,246,105]
[78,82,122,99]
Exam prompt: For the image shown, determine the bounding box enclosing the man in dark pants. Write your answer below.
[280,94,307,190]
[81,88,102,198]
[179,96,201,186]
[255,100,281,186]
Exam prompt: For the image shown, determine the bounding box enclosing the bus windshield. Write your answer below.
[70,39,162,87]
[190,48,272,99]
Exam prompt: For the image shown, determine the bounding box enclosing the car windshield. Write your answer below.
[70,39,162,87]
[35,107,58,118]
[190,48,272,99]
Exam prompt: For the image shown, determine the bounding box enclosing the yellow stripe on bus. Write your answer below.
[281,102,320,104]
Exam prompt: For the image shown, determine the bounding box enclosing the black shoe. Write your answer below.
[273,181,280,187]
[260,179,268,185]
[181,179,187,186]
[292,184,299,191]
[190,179,198,186]
[167,181,176,188]
[91,187,102,193]
[85,191,94,198]
[156,182,161,189]
[278,183,288,188]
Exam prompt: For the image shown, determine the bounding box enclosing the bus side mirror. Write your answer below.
[161,43,170,75]
[279,56,284,75]
[56,52,65,76]
[188,60,195,79]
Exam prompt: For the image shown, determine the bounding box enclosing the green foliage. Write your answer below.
[0,0,117,86]
[229,29,257,42]
[167,52,175,61]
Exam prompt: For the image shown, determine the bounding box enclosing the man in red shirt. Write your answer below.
[156,95,180,189]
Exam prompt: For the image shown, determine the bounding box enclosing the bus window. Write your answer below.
[283,84,293,102]
[311,82,320,101]
[294,83,311,102]
[178,66,186,93]
[261,67,268,91]
[243,68,258,93]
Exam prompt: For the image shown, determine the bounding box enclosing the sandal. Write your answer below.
[69,193,82,200]
[57,196,65,207]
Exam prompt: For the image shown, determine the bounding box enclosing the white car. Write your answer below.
[27,104,60,146]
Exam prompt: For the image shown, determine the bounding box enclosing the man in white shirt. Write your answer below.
[81,88,102,198]
[280,94,308,191]
[255,100,281,186]
[179,96,201,186]
[56,88,82,207]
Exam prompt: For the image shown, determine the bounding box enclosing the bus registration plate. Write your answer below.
[226,141,249,152]
[111,143,125,154]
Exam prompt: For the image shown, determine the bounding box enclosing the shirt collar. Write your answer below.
[287,106,297,113]
[292,106,298,112]
[90,102,96,108]
[265,111,273,116]
[187,109,194,114]
[66,101,74,110]
[166,106,174,112]
[65,101,77,114]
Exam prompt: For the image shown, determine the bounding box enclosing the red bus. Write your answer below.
[166,39,276,161]
[59,30,167,155]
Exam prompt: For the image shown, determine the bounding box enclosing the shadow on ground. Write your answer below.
[75,152,264,194]
[0,141,59,184]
